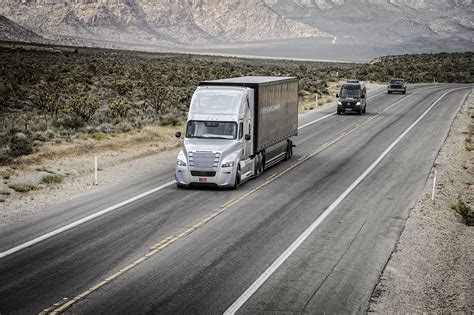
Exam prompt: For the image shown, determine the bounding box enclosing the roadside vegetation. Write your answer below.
[451,198,473,225]
[1,42,472,165]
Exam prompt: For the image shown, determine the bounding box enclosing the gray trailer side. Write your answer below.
[198,76,298,154]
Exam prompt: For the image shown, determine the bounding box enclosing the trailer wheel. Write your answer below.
[233,165,241,190]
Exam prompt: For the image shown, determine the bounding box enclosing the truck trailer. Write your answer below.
[175,76,298,189]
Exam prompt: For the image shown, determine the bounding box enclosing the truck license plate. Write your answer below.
[199,177,207,183]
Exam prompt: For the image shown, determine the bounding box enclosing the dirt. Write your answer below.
[0,126,182,224]
[368,92,473,312]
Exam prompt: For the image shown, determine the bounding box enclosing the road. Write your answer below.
[0,84,471,314]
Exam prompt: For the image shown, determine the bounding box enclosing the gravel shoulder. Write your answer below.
[369,91,473,312]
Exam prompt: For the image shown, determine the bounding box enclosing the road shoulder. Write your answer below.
[368,91,473,312]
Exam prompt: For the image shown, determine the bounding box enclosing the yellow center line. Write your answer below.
[42,91,418,314]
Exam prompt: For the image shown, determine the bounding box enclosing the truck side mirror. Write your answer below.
[336,93,339,98]
[175,131,181,139]
[244,134,251,141]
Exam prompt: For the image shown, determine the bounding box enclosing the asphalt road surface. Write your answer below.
[0,84,471,314]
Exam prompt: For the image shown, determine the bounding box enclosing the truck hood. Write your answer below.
[183,139,241,156]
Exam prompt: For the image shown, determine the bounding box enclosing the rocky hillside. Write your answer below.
[0,15,42,42]
[0,0,329,47]
[266,0,473,50]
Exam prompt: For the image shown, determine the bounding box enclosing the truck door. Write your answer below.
[243,97,252,159]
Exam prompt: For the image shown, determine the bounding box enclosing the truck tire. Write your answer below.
[257,152,264,175]
[337,109,341,115]
[403,89,406,94]
[233,165,241,190]
[176,183,185,189]
[362,105,366,114]
[284,140,293,161]
[358,108,362,115]
[388,91,391,94]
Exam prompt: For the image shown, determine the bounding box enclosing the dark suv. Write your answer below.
[387,78,407,94]
[336,80,367,115]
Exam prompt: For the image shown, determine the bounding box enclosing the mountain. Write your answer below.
[0,0,329,47]
[0,15,42,42]
[265,0,473,51]
[0,0,472,61]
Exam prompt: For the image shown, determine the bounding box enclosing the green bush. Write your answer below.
[9,182,36,193]
[160,115,179,127]
[451,199,474,225]
[9,133,33,158]
[108,98,133,120]
[91,132,107,141]
[53,116,84,130]
[41,174,63,184]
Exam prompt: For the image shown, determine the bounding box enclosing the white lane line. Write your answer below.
[224,87,468,314]
[0,181,175,259]
[298,112,335,129]
[298,91,386,130]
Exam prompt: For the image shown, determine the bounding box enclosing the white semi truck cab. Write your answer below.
[175,76,298,189]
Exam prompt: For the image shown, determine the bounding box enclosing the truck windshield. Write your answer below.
[340,85,361,98]
[186,121,237,140]
[390,80,403,85]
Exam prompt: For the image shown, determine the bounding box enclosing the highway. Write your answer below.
[0,84,471,314]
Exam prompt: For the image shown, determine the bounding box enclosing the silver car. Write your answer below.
[387,78,407,94]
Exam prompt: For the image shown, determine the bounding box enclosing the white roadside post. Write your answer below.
[315,93,319,107]
[431,170,437,201]
[94,156,98,186]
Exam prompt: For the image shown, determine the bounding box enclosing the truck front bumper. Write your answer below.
[175,168,236,188]
[337,105,361,111]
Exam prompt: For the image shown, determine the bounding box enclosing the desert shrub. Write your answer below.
[41,174,63,184]
[91,132,107,141]
[0,151,11,165]
[96,123,116,133]
[108,98,133,120]
[9,182,36,193]
[160,115,180,126]
[451,199,474,225]
[9,133,33,157]
[66,95,100,122]
[53,116,84,130]
[116,121,133,133]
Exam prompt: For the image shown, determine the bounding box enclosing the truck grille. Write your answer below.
[188,151,220,170]
[191,171,216,177]
[343,101,356,106]
[390,85,402,89]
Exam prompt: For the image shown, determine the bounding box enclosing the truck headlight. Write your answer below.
[356,102,361,106]
[337,101,342,106]
[221,161,234,168]
[177,159,187,166]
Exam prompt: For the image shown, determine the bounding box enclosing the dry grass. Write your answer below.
[13,125,184,168]
[299,81,341,113]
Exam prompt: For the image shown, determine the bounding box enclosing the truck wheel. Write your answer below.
[233,166,241,190]
[388,91,391,94]
[362,106,366,114]
[176,183,185,189]
[257,152,264,175]
[337,109,341,115]
[403,90,406,94]
[285,140,293,161]
[358,108,362,115]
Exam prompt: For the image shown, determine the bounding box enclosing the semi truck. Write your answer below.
[175,76,298,189]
